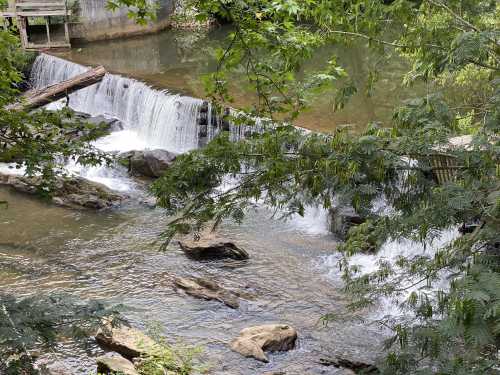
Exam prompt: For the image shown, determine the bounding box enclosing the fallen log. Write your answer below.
[9,65,107,111]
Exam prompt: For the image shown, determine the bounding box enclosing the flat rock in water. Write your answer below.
[230,324,298,362]
[178,235,249,260]
[174,276,240,309]
[95,325,159,360]
[96,352,139,375]
[0,173,124,210]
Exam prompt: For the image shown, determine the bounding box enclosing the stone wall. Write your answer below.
[69,0,175,42]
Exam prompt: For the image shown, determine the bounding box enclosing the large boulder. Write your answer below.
[95,325,160,360]
[119,149,177,178]
[174,276,240,309]
[178,234,249,261]
[61,112,123,139]
[0,173,124,210]
[96,353,139,375]
[329,206,365,240]
[230,324,298,362]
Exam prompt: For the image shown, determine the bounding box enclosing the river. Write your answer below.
[0,27,420,374]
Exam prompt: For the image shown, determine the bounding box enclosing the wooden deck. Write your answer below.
[1,0,71,49]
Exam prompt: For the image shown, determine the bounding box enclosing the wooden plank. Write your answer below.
[9,65,107,110]
[18,16,29,48]
[25,42,71,49]
[16,5,66,11]
[63,19,69,44]
[16,2,66,7]
[45,16,50,44]
[16,6,65,10]
[17,9,70,16]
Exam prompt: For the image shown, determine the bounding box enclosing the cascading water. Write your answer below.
[28,53,268,194]
[31,53,202,153]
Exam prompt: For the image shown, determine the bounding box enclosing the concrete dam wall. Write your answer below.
[70,0,175,42]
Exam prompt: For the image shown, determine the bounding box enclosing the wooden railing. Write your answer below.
[1,0,70,17]
[15,0,68,16]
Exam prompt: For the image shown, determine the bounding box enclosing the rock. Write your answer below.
[40,362,73,375]
[319,357,378,373]
[458,222,480,235]
[47,368,72,375]
[198,124,208,137]
[141,196,157,209]
[230,324,298,362]
[87,115,124,132]
[61,113,123,139]
[72,111,92,120]
[173,276,240,309]
[95,325,159,360]
[200,100,209,113]
[0,173,124,210]
[96,352,139,375]
[328,206,365,240]
[178,234,249,261]
[119,149,177,178]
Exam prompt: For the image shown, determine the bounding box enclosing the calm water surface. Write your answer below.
[0,187,385,374]
[56,27,419,132]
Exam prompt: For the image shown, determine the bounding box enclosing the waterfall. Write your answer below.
[30,53,202,153]
[30,53,269,153]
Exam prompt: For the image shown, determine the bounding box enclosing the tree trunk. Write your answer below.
[10,65,107,111]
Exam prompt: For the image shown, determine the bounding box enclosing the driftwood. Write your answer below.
[10,65,106,111]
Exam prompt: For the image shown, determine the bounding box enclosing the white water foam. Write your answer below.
[31,54,202,153]
[319,227,459,318]
[66,130,148,192]
[286,206,331,235]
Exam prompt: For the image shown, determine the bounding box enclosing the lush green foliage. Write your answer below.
[0,30,109,194]
[113,0,500,373]
[0,29,112,372]
[0,293,120,374]
[136,323,206,375]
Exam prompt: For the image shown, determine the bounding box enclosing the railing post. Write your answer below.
[45,16,51,45]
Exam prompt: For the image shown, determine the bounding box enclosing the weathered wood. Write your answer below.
[17,9,69,16]
[10,65,106,111]
[16,2,66,8]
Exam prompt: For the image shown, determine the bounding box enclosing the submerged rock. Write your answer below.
[319,357,378,374]
[42,362,73,375]
[96,353,139,375]
[230,324,298,362]
[178,235,249,261]
[0,173,124,210]
[174,276,240,309]
[119,149,177,178]
[95,325,159,360]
